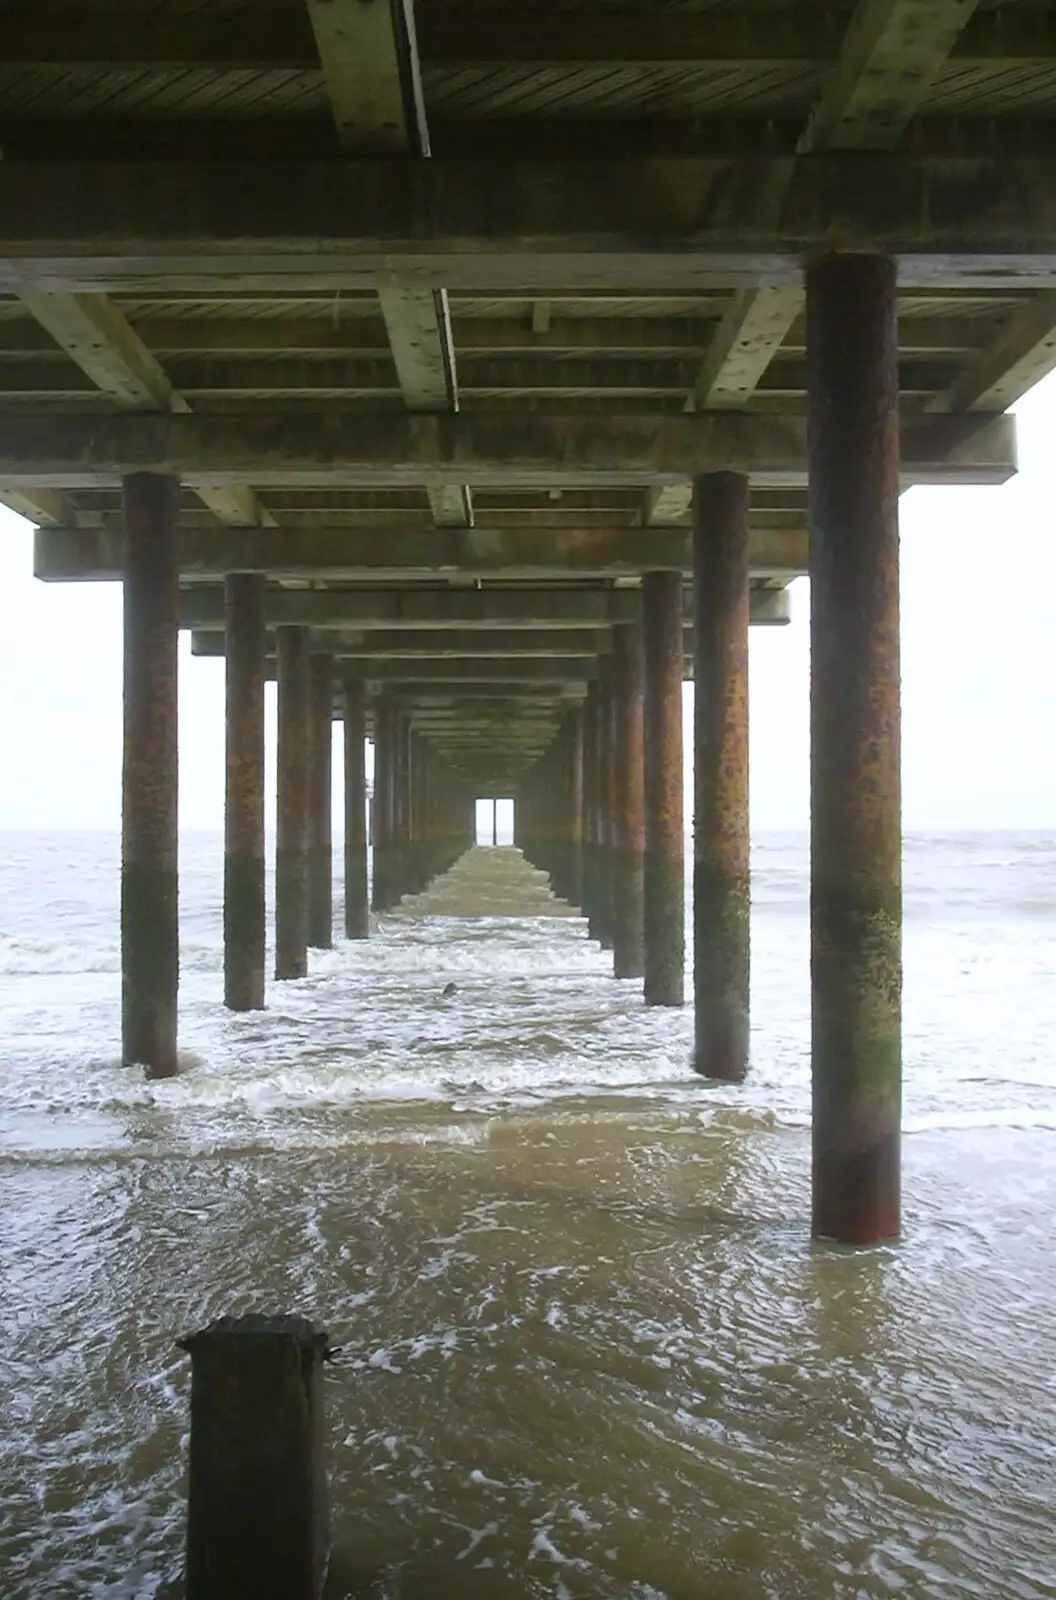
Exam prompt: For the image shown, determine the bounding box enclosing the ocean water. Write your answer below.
[1,831,1055,1597]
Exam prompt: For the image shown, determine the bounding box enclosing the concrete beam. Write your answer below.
[929,289,1056,415]
[195,627,608,659]
[180,586,789,632]
[308,0,469,530]
[0,410,1017,488]
[3,160,1056,295]
[0,8,1047,68]
[691,0,982,409]
[36,524,808,583]
[0,485,82,526]
[11,289,275,529]
[802,0,982,153]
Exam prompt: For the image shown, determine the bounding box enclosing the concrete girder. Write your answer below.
[0,7,1049,68]
[692,0,982,409]
[0,313,993,362]
[36,525,808,583]
[0,410,1017,488]
[11,288,275,529]
[928,288,1056,415]
[179,586,652,631]
[3,159,1056,295]
[307,0,470,531]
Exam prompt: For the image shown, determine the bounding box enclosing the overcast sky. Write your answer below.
[1,375,1054,833]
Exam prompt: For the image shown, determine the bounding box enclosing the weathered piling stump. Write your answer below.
[179,1313,332,1600]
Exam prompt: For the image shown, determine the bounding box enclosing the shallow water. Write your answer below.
[2,834,1056,1597]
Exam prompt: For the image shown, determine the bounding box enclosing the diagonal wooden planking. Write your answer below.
[308,0,470,530]
[689,0,982,417]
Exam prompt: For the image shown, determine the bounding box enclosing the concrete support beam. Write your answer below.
[343,681,369,940]
[0,8,1049,69]
[307,0,470,530]
[3,159,1056,293]
[224,573,266,1012]
[691,0,982,407]
[0,409,1017,489]
[372,695,397,912]
[308,653,334,950]
[595,659,617,951]
[38,524,807,586]
[642,571,685,1007]
[930,288,1056,415]
[612,623,645,980]
[693,472,751,1083]
[122,472,179,1078]
[275,626,311,980]
[808,254,902,1246]
[13,287,274,529]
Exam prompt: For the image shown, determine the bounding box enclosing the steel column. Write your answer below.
[275,625,310,979]
[122,471,180,1076]
[693,471,750,1079]
[343,680,369,939]
[643,570,685,1006]
[808,253,902,1246]
[223,572,266,1011]
[308,654,333,949]
[612,622,645,979]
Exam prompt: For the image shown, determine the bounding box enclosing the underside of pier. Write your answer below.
[5,0,1055,1242]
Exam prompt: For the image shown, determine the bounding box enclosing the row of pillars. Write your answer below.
[115,252,898,1243]
[122,502,476,1078]
[519,254,901,1244]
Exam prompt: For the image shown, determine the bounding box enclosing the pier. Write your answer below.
[4,0,1053,1249]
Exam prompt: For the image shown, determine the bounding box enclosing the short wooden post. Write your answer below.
[179,1313,332,1600]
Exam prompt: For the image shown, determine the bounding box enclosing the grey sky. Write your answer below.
[1,376,1054,832]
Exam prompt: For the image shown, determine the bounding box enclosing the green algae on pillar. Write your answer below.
[343,680,369,939]
[122,471,180,1078]
[612,621,645,980]
[808,253,902,1246]
[223,572,266,1011]
[693,471,750,1080]
[642,570,685,1007]
[275,626,310,979]
[308,654,334,949]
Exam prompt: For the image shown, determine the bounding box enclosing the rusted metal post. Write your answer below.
[567,706,584,908]
[693,471,750,1079]
[223,572,266,1012]
[612,622,645,979]
[179,1314,331,1600]
[595,658,616,950]
[308,654,333,949]
[343,680,369,938]
[808,252,902,1245]
[275,626,310,980]
[643,571,685,1006]
[371,694,396,912]
[582,684,600,937]
[122,471,180,1077]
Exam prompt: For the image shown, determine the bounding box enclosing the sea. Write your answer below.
[1,830,1055,1598]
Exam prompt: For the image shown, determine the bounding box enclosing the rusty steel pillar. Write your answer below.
[308,654,334,949]
[808,253,902,1246]
[582,684,601,937]
[693,471,750,1080]
[612,622,645,980]
[275,626,311,980]
[568,706,585,909]
[223,572,266,1012]
[371,694,396,912]
[595,657,616,950]
[343,680,369,939]
[122,472,180,1077]
[643,571,685,1006]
